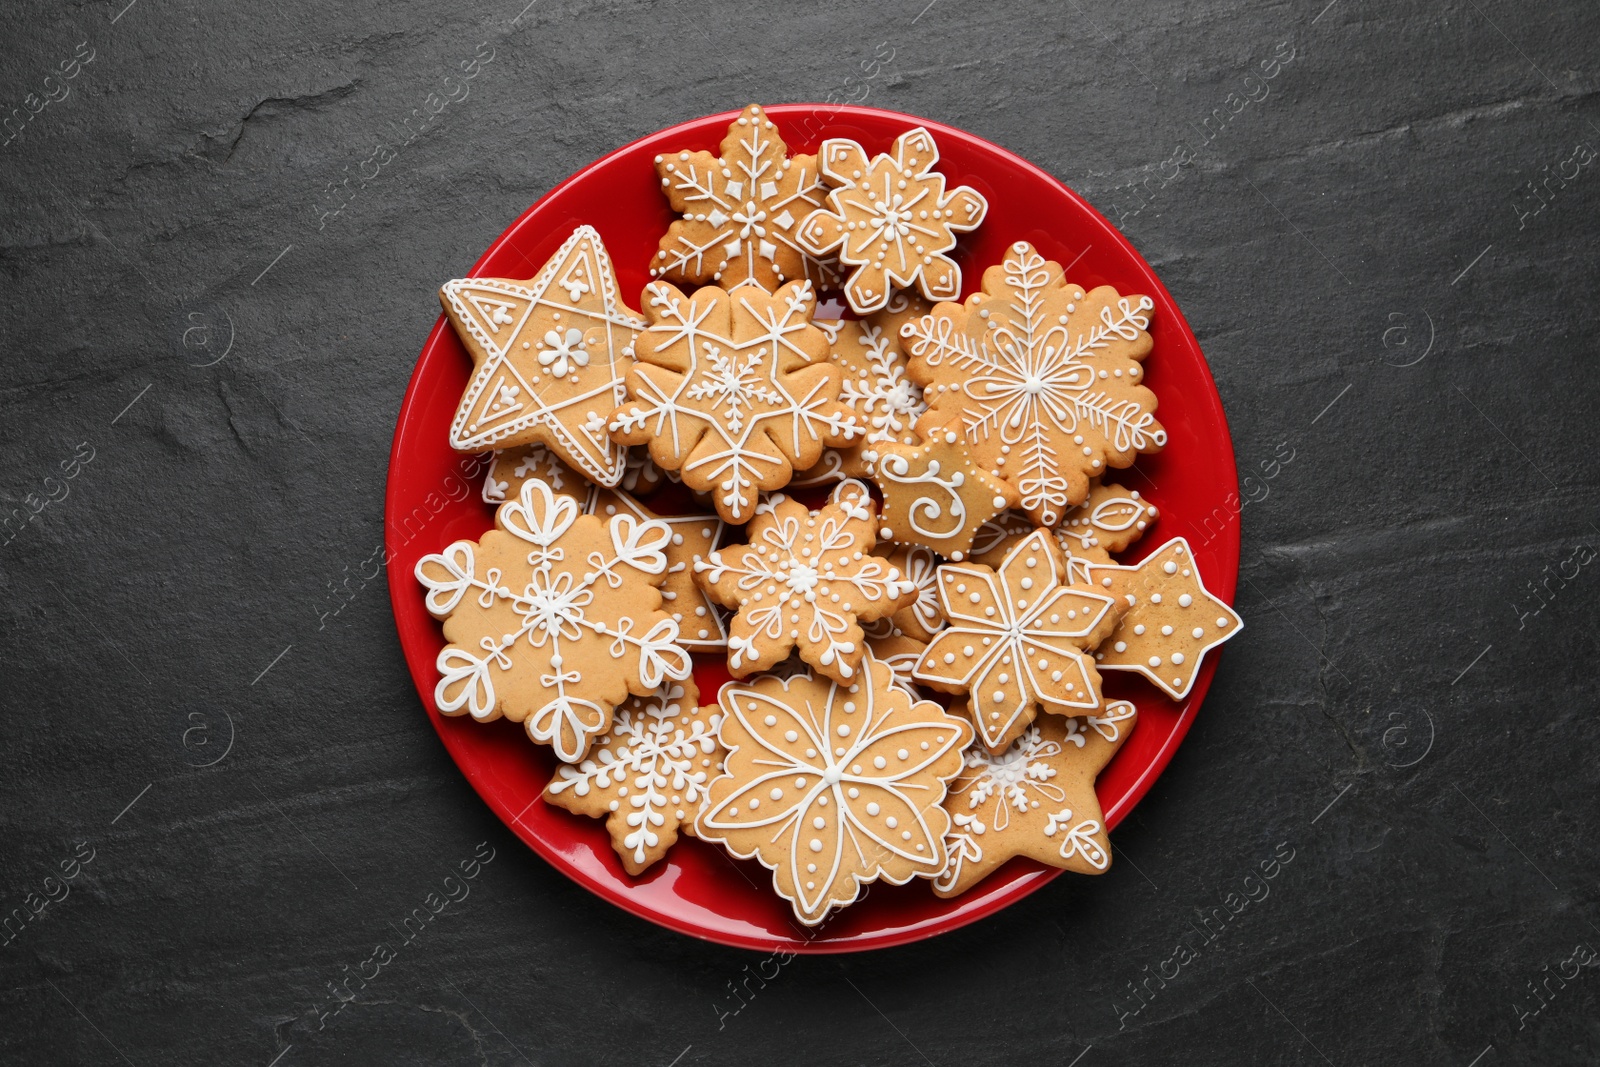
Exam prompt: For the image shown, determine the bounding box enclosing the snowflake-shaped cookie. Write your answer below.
[796,127,988,314]
[936,701,1136,898]
[903,240,1167,526]
[481,444,586,505]
[441,225,645,484]
[652,104,838,292]
[872,426,1020,562]
[913,529,1121,752]
[1086,537,1242,700]
[696,655,972,925]
[694,479,914,684]
[609,280,862,524]
[543,678,724,874]
[414,479,692,762]
[590,488,728,651]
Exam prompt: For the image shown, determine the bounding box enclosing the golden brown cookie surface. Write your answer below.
[872,426,1020,562]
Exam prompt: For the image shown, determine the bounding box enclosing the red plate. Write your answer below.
[385,104,1240,952]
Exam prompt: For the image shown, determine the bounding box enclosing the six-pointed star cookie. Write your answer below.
[414,479,692,762]
[796,127,988,314]
[441,225,645,483]
[902,240,1167,526]
[608,279,862,524]
[872,426,1021,562]
[935,700,1137,897]
[543,678,724,875]
[652,103,839,292]
[695,655,972,925]
[1085,537,1242,700]
[914,529,1121,752]
[695,479,914,684]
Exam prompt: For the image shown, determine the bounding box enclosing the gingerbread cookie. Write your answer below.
[936,701,1136,897]
[865,631,928,698]
[872,426,1020,562]
[867,544,945,642]
[814,291,931,478]
[902,240,1166,526]
[482,444,587,506]
[543,679,724,874]
[695,655,972,925]
[652,104,838,292]
[441,225,644,484]
[414,479,692,762]
[694,479,913,683]
[971,483,1160,583]
[913,529,1120,752]
[1087,537,1242,700]
[608,280,862,524]
[590,487,728,651]
[796,127,988,314]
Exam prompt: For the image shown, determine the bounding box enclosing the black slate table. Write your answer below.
[2,1,1597,1064]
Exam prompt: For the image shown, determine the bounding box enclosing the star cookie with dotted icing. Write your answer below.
[913,529,1121,752]
[414,479,692,762]
[796,127,988,314]
[695,654,972,925]
[1086,537,1241,700]
[608,279,862,524]
[871,426,1021,562]
[652,104,838,292]
[902,240,1166,526]
[441,225,645,484]
[543,678,724,875]
[694,479,915,684]
[936,700,1136,898]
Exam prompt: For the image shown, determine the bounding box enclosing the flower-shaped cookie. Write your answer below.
[903,240,1166,526]
[608,280,862,524]
[652,103,838,292]
[694,480,914,684]
[441,225,644,484]
[414,479,692,762]
[796,127,988,314]
[696,655,972,925]
[913,529,1121,752]
[872,426,1020,561]
[543,678,723,874]
[936,701,1136,897]
[1086,537,1242,700]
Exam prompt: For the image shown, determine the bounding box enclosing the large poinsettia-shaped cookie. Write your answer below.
[694,479,914,684]
[609,280,862,524]
[652,103,838,292]
[543,678,724,874]
[903,240,1167,526]
[913,529,1121,752]
[936,701,1136,898]
[796,127,988,314]
[696,656,972,925]
[440,225,645,484]
[414,479,692,762]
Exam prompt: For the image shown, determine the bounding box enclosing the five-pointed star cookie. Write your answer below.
[543,678,724,874]
[902,240,1167,526]
[590,487,728,651]
[695,655,972,925]
[1085,537,1242,700]
[441,225,645,483]
[913,529,1121,752]
[694,479,914,684]
[608,279,863,524]
[652,103,838,292]
[871,426,1021,562]
[796,127,988,314]
[414,479,692,762]
[935,700,1137,898]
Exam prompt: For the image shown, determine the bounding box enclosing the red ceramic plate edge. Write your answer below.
[385,104,1240,953]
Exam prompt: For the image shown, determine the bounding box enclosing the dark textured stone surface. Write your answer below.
[2,0,1598,1063]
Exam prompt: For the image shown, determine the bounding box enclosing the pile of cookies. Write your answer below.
[414,105,1242,926]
